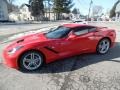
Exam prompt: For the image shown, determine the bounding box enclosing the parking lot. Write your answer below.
[0,22,120,90]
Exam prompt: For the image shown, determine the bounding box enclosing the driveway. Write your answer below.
[0,22,120,90]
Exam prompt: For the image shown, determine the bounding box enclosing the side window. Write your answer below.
[74,27,89,36]
[89,27,97,32]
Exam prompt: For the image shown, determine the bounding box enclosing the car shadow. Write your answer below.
[24,42,120,74]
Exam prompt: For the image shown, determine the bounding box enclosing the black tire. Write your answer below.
[97,38,110,54]
[19,51,44,71]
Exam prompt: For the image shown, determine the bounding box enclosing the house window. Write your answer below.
[0,12,2,18]
[0,11,4,19]
[0,6,1,18]
[0,6,4,19]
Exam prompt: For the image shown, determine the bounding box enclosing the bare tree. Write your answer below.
[92,5,103,16]
[7,0,15,4]
[7,0,16,13]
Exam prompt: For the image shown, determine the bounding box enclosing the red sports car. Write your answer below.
[3,24,116,71]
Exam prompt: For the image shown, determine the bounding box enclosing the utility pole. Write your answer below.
[88,0,93,20]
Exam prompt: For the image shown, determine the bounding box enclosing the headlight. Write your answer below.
[8,46,23,54]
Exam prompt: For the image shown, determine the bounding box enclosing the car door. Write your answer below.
[71,26,97,53]
[46,35,74,57]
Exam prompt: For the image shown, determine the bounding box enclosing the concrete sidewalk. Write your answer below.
[0,20,71,25]
[0,20,72,43]
[0,20,71,36]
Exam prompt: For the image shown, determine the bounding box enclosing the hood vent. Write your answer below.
[17,39,24,43]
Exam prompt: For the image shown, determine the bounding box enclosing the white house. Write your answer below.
[19,4,34,21]
[9,4,34,21]
[0,0,9,21]
[9,11,20,21]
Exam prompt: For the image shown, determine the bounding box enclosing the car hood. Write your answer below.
[16,33,47,43]
[6,33,47,49]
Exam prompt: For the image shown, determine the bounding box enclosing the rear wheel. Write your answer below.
[19,51,43,71]
[97,38,110,54]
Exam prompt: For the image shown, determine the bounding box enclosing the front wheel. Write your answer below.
[97,38,110,54]
[19,51,44,71]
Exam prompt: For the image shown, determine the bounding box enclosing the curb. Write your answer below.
[0,20,71,25]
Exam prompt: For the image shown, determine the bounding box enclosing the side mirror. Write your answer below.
[49,28,54,31]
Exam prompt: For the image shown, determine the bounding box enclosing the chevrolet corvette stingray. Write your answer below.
[3,24,116,71]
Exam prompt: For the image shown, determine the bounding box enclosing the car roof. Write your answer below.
[63,23,91,28]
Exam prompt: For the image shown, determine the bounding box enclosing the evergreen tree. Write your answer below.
[29,0,44,21]
[53,0,74,20]
[110,0,120,18]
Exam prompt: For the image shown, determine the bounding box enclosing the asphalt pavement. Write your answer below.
[0,22,120,90]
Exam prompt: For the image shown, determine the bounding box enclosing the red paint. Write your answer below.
[2,24,116,69]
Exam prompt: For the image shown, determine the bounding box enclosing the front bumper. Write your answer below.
[3,50,19,69]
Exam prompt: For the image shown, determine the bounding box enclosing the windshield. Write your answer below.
[45,26,70,39]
